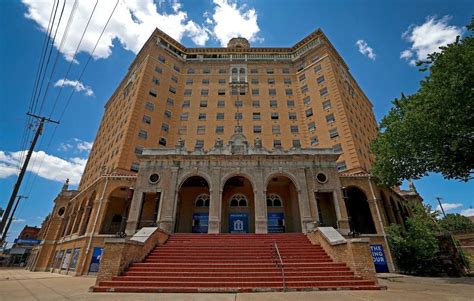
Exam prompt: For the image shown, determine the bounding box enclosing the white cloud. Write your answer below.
[460,208,474,217]
[22,0,210,61]
[436,202,463,212]
[12,219,26,223]
[401,16,462,66]
[209,0,261,46]
[54,79,94,96]
[0,150,86,185]
[355,39,376,60]
[74,138,93,152]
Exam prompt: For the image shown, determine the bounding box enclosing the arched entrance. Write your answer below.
[175,176,210,233]
[380,191,393,226]
[266,176,301,232]
[345,187,376,234]
[100,187,132,234]
[221,176,255,233]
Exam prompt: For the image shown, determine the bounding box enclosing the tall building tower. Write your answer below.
[30,28,415,277]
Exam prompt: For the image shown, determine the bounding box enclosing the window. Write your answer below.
[267,78,275,84]
[149,89,157,97]
[311,55,319,63]
[270,100,278,108]
[155,66,162,73]
[231,87,238,95]
[311,136,319,146]
[268,89,276,96]
[297,64,305,72]
[320,87,328,96]
[303,96,311,105]
[195,194,210,207]
[202,79,210,85]
[184,89,192,96]
[130,162,140,172]
[292,140,301,148]
[333,144,343,153]
[218,79,226,84]
[197,126,205,135]
[145,101,154,111]
[158,55,165,63]
[308,122,316,132]
[266,68,274,74]
[272,125,280,134]
[182,100,190,108]
[252,89,259,96]
[322,100,332,110]
[289,112,297,120]
[252,100,260,108]
[305,108,313,117]
[161,123,169,132]
[219,68,226,74]
[271,112,279,120]
[185,79,193,85]
[187,68,195,74]
[198,113,206,120]
[266,194,282,207]
[201,89,209,96]
[301,85,308,93]
[142,115,151,124]
[253,125,262,133]
[216,113,224,120]
[169,86,176,94]
[251,78,259,84]
[163,110,171,119]
[166,98,174,106]
[285,89,293,96]
[218,89,225,96]
[329,128,339,138]
[235,100,243,107]
[138,129,148,140]
[178,126,187,134]
[171,75,178,83]
[314,65,322,72]
[253,112,261,120]
[299,74,306,82]
[152,77,160,85]
[180,113,189,121]
[195,140,204,149]
[217,100,225,108]
[134,146,143,155]
[235,112,242,120]
[273,140,282,148]
[250,68,258,74]
[203,68,210,74]
[336,161,347,172]
[216,125,224,134]
[159,137,167,146]
[282,68,290,74]
[326,113,335,123]
[230,194,248,207]
[290,125,299,133]
[200,100,208,108]
[287,100,295,108]
[317,75,325,84]
[284,78,292,84]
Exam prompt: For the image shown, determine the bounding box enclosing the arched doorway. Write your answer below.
[266,176,301,232]
[221,176,255,233]
[100,187,132,234]
[345,187,376,234]
[79,191,96,235]
[175,176,210,233]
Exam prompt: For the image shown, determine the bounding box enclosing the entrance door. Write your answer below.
[228,194,249,233]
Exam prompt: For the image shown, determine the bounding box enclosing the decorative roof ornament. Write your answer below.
[227,37,250,49]
[62,178,69,191]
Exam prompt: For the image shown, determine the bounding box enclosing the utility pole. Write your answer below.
[0,113,58,242]
[0,196,28,244]
[436,197,446,218]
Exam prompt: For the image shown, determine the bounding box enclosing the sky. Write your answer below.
[0,0,473,244]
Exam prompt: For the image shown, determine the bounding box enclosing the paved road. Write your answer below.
[0,268,473,301]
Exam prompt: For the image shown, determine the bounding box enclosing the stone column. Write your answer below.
[253,169,267,233]
[208,168,221,233]
[157,167,180,233]
[295,169,313,232]
[367,198,383,234]
[125,188,144,235]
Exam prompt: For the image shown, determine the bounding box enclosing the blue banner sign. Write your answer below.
[268,212,285,233]
[14,238,41,245]
[88,247,103,273]
[229,213,248,233]
[192,213,209,233]
[370,244,389,273]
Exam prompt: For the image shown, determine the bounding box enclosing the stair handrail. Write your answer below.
[272,242,286,291]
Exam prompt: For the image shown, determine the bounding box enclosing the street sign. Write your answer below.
[370,244,389,273]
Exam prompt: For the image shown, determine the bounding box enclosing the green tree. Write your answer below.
[439,213,474,232]
[371,18,474,186]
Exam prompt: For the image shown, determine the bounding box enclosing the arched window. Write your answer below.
[230,194,248,207]
[195,194,210,207]
[266,194,283,207]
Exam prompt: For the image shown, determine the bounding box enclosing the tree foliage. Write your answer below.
[371,18,474,186]
[439,213,474,232]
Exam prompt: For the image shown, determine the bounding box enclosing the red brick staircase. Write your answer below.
[93,233,381,292]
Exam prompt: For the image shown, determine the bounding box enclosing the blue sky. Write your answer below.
[1,0,473,243]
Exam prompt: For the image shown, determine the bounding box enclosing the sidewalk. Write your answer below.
[0,267,473,301]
